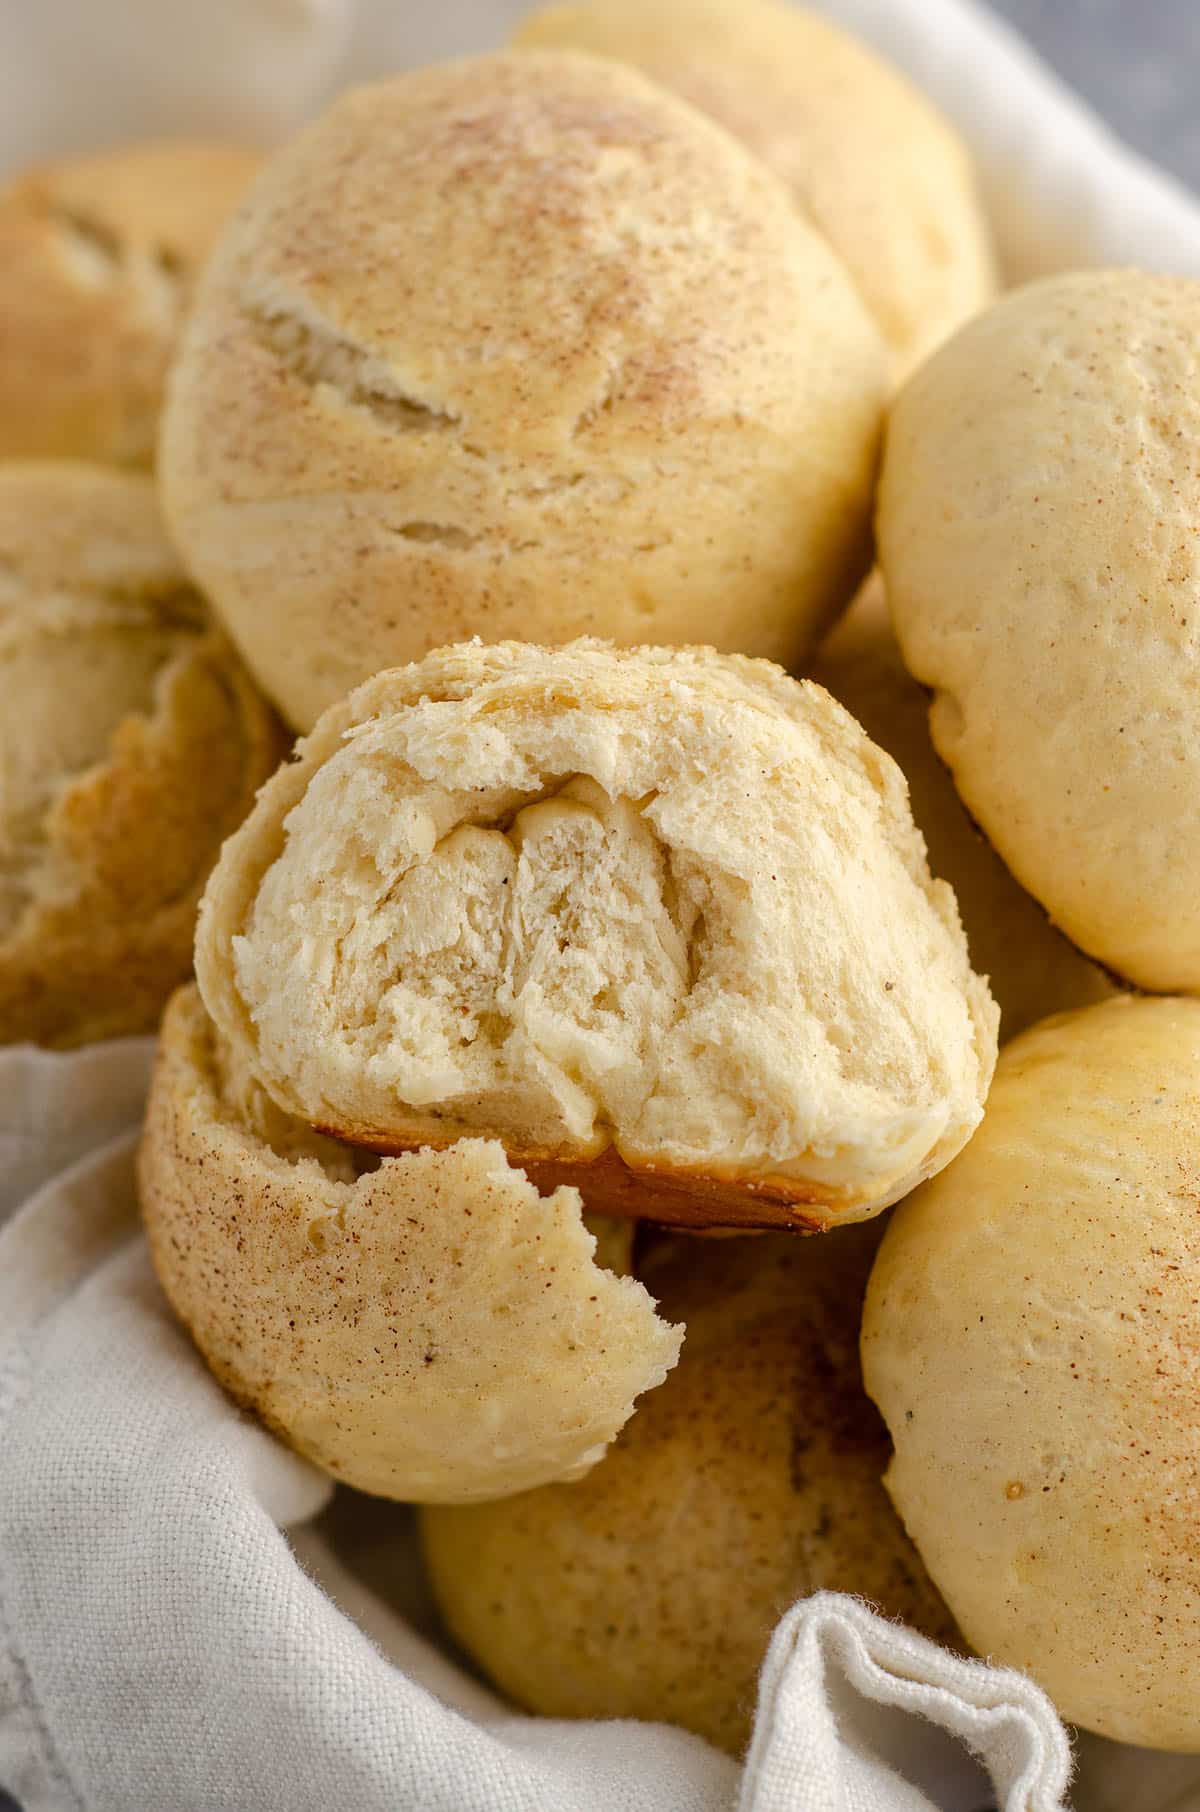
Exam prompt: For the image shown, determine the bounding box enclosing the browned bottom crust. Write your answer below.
[315,1121,841,1232]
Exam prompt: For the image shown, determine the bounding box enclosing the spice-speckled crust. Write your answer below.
[160,51,886,730]
[138,984,683,1502]
[194,639,998,1231]
[0,140,257,466]
[0,462,285,1048]
[862,995,1200,1749]
[879,270,1200,993]
[422,1224,959,1755]
[810,576,1115,1040]
[514,0,995,379]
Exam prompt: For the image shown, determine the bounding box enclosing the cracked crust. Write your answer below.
[160,51,886,729]
[138,983,683,1502]
[513,0,995,379]
[0,140,258,465]
[195,639,997,1230]
[243,302,459,435]
[422,1224,958,1754]
[0,462,285,1047]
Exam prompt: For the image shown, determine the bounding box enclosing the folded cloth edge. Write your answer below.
[742,1593,1073,1812]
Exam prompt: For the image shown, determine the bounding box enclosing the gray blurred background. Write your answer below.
[993,0,1200,188]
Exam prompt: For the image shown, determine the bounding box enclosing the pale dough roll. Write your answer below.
[138,983,683,1502]
[160,51,886,730]
[862,995,1200,1749]
[514,0,995,378]
[195,639,998,1231]
[0,140,257,465]
[809,577,1114,1039]
[0,462,283,1048]
[879,270,1200,993]
[423,1224,958,1754]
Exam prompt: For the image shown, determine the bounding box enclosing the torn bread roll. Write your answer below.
[159,51,886,729]
[514,0,995,379]
[195,640,998,1231]
[0,140,257,465]
[139,983,682,1501]
[422,1224,958,1753]
[0,461,283,1048]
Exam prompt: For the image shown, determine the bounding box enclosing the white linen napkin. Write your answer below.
[0,1039,152,1225]
[3,4,1200,1809]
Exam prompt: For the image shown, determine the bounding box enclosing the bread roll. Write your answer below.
[862,995,1200,1748]
[0,140,257,465]
[809,578,1114,1039]
[879,271,1200,992]
[138,983,682,1501]
[160,52,886,729]
[0,462,283,1047]
[513,0,995,378]
[423,1225,958,1754]
[194,639,997,1231]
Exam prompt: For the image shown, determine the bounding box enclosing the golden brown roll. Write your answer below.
[863,995,1200,1749]
[879,270,1200,993]
[138,983,683,1501]
[809,577,1114,1040]
[0,462,283,1047]
[0,140,257,465]
[422,1225,958,1754]
[193,639,998,1232]
[160,52,886,729]
[514,0,995,378]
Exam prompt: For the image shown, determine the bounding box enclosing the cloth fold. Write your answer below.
[4,3,1200,1808]
[742,1597,1071,1812]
